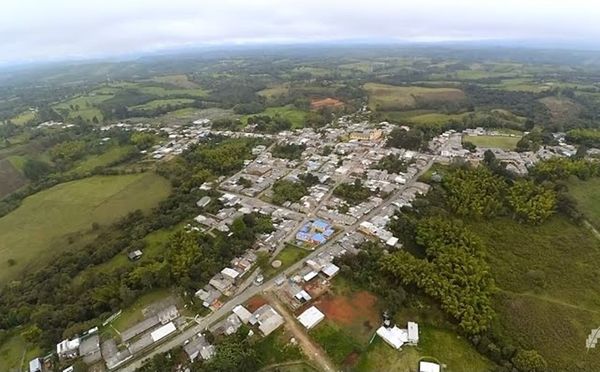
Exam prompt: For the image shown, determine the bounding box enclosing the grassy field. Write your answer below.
[0,158,28,198]
[263,244,310,278]
[10,110,36,125]
[110,288,175,332]
[150,74,200,89]
[470,216,600,370]
[567,177,600,229]
[464,135,521,150]
[364,83,465,111]
[489,78,550,93]
[136,85,207,98]
[0,332,42,372]
[241,105,308,129]
[407,112,467,125]
[355,326,493,372]
[70,145,135,174]
[0,173,171,284]
[74,223,183,285]
[53,93,113,121]
[130,98,195,111]
[310,321,364,366]
[258,83,291,100]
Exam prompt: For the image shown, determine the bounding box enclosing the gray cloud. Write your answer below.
[1,0,599,64]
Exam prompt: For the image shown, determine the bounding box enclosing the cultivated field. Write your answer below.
[364,83,465,111]
[0,173,171,284]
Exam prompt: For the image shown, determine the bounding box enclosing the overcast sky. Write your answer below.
[1,0,599,65]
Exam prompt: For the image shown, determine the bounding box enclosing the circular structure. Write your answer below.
[271,260,282,268]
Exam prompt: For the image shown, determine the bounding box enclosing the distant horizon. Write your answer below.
[2,0,599,66]
[3,38,600,70]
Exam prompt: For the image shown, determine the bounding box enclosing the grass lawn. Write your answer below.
[0,173,171,285]
[70,145,135,174]
[130,98,195,111]
[364,83,465,111]
[0,333,42,371]
[470,216,600,370]
[464,135,521,150]
[263,244,310,278]
[355,326,493,372]
[567,177,600,229]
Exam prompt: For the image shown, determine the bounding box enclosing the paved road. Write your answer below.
[117,158,434,372]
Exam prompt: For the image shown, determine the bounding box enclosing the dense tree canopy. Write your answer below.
[380,218,495,335]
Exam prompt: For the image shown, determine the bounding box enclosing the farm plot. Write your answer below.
[364,83,465,111]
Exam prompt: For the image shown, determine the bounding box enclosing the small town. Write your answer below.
[24,102,587,372]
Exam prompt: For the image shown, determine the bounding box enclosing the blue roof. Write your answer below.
[312,233,327,244]
[323,228,335,237]
[296,232,311,242]
[313,219,330,231]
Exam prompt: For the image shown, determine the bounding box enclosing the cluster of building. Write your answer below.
[434,128,579,176]
[195,250,258,310]
[213,303,285,338]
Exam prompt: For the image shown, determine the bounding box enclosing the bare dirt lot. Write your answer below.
[310,97,344,110]
[313,290,380,343]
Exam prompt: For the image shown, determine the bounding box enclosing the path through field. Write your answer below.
[266,292,337,372]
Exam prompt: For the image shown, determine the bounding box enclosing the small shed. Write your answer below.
[127,250,143,261]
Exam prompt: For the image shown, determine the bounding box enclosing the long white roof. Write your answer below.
[151,322,176,342]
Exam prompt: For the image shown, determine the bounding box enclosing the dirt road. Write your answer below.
[266,292,337,372]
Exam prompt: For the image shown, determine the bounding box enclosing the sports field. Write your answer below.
[0,173,171,284]
[465,135,521,150]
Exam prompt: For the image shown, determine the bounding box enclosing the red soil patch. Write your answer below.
[245,295,268,312]
[310,97,344,110]
[343,351,361,367]
[315,291,379,326]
